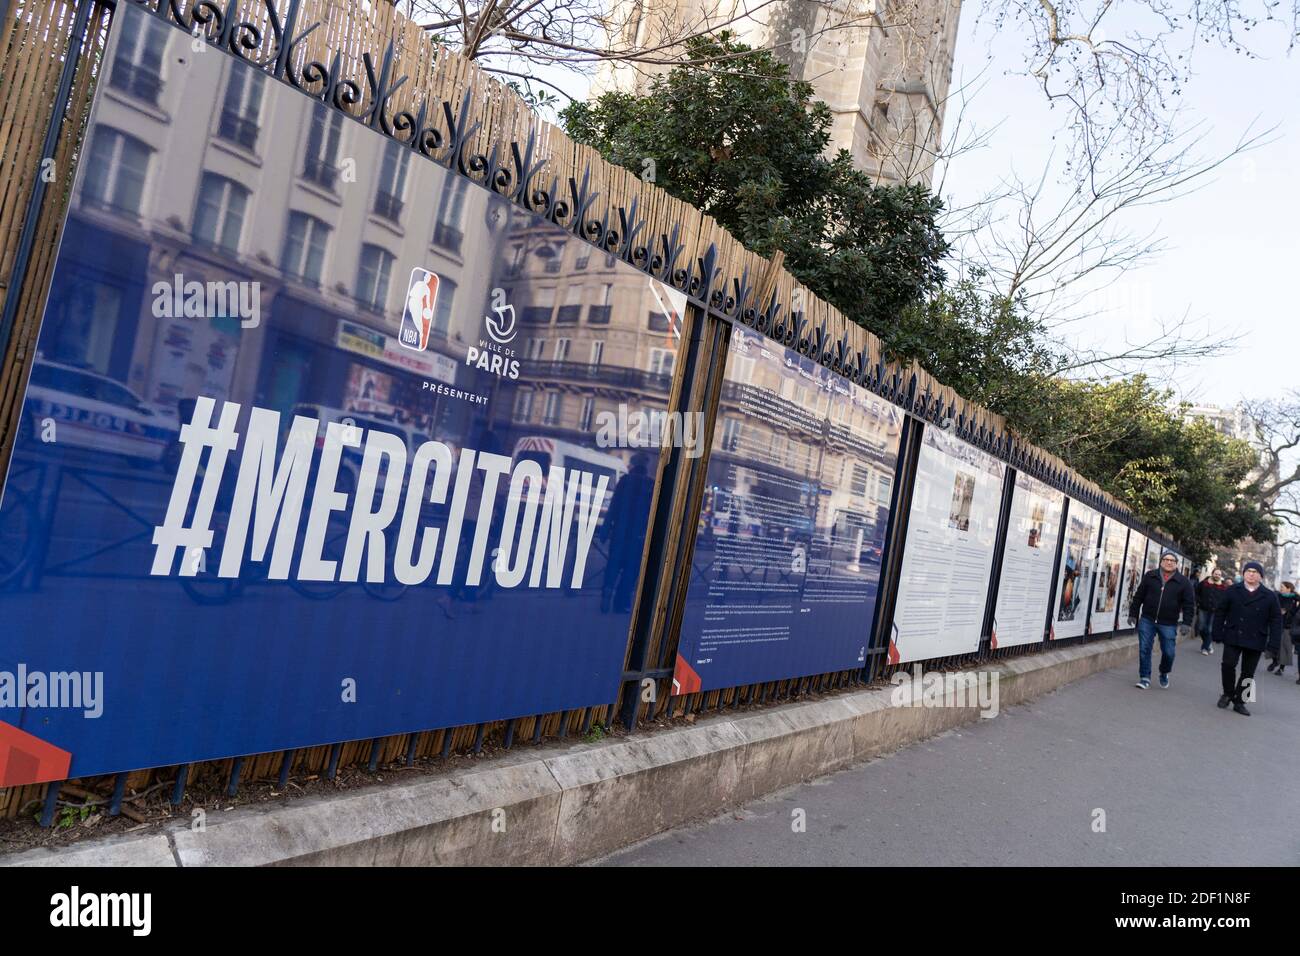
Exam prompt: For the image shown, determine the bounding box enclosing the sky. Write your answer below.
[936,8,1300,410]
[523,4,1299,411]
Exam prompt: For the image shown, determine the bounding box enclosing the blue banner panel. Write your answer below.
[672,326,904,693]
[0,6,685,785]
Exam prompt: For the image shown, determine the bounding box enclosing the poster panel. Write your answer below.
[1145,538,1162,579]
[990,471,1063,649]
[0,6,686,785]
[672,326,905,693]
[1053,500,1101,640]
[891,425,1006,663]
[1119,530,1148,628]
[1091,520,1129,636]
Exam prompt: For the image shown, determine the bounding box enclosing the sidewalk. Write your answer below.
[598,645,1300,866]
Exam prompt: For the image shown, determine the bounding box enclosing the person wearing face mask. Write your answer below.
[1195,569,1229,655]
[1213,561,1283,716]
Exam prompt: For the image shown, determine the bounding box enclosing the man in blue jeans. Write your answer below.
[1127,551,1196,689]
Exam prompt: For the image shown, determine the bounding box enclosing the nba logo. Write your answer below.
[399,268,440,351]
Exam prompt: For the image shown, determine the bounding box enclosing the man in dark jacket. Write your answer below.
[1195,569,1229,655]
[1213,561,1284,716]
[1128,551,1196,690]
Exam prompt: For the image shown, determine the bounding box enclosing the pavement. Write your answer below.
[597,642,1300,866]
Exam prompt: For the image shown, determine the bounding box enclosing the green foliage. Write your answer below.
[892,283,1269,562]
[56,804,94,829]
[889,273,1059,411]
[561,34,1269,562]
[504,80,559,113]
[1007,376,1273,566]
[562,33,950,334]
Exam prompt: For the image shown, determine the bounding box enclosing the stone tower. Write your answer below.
[598,0,963,186]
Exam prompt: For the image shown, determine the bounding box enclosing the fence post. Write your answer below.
[979,466,1018,657]
[1084,516,1104,641]
[864,414,924,682]
[617,298,711,732]
[1043,498,1071,643]
[0,0,99,483]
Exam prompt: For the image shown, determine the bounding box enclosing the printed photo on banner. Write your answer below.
[1054,501,1099,638]
[948,471,975,532]
[1027,501,1047,548]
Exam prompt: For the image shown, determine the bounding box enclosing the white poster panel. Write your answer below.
[1054,500,1101,640]
[1119,530,1148,629]
[990,472,1063,650]
[892,426,1006,662]
[1091,520,1129,636]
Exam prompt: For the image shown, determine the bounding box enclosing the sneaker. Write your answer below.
[1233,701,1251,716]
[1208,646,1215,655]
[1217,695,1232,709]
[1135,679,1150,690]
[1200,649,1211,656]
[1159,674,1170,689]
[1267,662,1277,673]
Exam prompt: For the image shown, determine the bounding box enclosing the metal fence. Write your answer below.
[0,0,1181,827]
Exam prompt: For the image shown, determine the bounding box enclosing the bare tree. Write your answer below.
[1240,395,1300,544]
[939,115,1272,377]
[973,0,1299,177]
[396,0,1297,181]
[399,0,917,98]
[389,0,1288,379]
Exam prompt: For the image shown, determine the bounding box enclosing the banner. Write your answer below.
[1090,520,1129,636]
[990,471,1063,649]
[890,425,1006,663]
[1144,538,1162,580]
[1119,531,1148,628]
[0,7,686,785]
[672,327,904,693]
[1053,500,1101,639]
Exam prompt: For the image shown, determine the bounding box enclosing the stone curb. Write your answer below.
[4,633,1157,867]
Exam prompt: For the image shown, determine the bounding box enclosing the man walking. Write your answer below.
[1213,561,1283,716]
[1195,569,1229,655]
[1128,550,1195,689]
